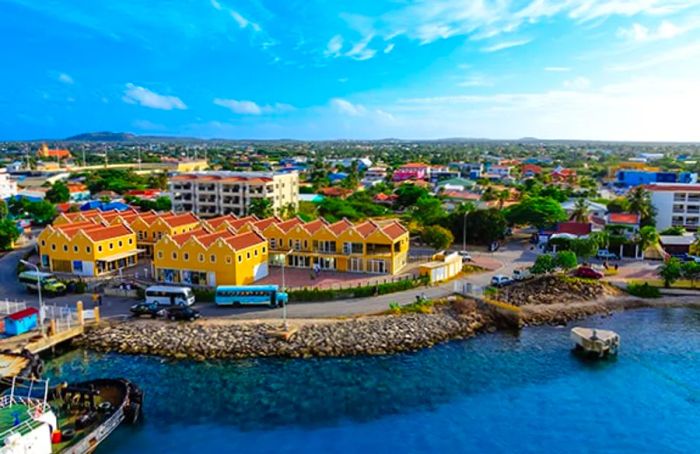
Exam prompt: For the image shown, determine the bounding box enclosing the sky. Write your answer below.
[3,0,700,141]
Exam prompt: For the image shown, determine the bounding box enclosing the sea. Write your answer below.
[46,307,700,453]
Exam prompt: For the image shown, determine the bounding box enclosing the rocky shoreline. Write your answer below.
[77,302,492,361]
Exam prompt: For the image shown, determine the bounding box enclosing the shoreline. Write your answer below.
[74,294,700,361]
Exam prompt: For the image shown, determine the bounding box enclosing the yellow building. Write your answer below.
[37,221,139,276]
[153,229,269,286]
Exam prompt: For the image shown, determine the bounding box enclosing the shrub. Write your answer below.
[532,254,555,274]
[193,287,216,302]
[288,276,429,302]
[626,282,661,298]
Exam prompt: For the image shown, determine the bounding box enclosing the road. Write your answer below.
[0,239,666,320]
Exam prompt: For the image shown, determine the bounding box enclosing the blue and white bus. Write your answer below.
[214,285,288,308]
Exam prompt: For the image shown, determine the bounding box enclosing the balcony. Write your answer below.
[366,244,392,255]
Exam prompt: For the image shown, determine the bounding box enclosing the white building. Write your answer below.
[647,183,700,231]
[169,171,299,217]
[0,169,18,200]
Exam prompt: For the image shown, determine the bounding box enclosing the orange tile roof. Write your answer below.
[206,214,239,228]
[224,231,266,250]
[355,220,379,237]
[66,183,88,193]
[82,224,133,241]
[328,219,353,235]
[276,217,304,233]
[227,216,259,230]
[304,218,329,234]
[170,228,209,246]
[252,216,281,231]
[382,221,408,240]
[161,212,200,227]
[608,213,640,225]
[195,230,235,247]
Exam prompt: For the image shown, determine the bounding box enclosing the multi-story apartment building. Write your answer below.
[0,169,17,199]
[647,183,700,231]
[169,171,299,217]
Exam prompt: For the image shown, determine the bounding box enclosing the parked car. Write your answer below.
[573,266,604,280]
[512,268,532,281]
[596,250,619,260]
[680,254,700,263]
[457,250,472,262]
[159,305,201,322]
[491,275,512,287]
[130,302,168,318]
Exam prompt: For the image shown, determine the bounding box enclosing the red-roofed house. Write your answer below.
[392,163,429,182]
[521,164,542,178]
[606,212,640,234]
[551,166,577,183]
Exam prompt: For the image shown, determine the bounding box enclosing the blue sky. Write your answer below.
[3,0,700,141]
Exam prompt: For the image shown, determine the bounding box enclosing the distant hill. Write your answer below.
[64,131,137,142]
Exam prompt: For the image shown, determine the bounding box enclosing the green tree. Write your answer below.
[0,218,19,250]
[0,199,7,219]
[460,208,507,245]
[28,200,57,225]
[505,196,567,229]
[681,261,700,288]
[659,226,685,236]
[555,250,578,270]
[421,225,454,251]
[46,181,70,203]
[154,196,172,211]
[589,230,610,251]
[606,197,630,213]
[638,225,659,257]
[569,238,598,259]
[658,257,682,288]
[570,198,588,222]
[146,172,169,190]
[248,198,274,218]
[411,196,446,227]
[394,184,429,209]
[626,186,656,227]
[532,254,556,274]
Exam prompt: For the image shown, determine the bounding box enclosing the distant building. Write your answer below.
[37,143,71,160]
[551,166,577,183]
[615,169,696,187]
[169,171,299,217]
[561,199,607,219]
[606,213,640,235]
[0,169,18,200]
[521,164,542,179]
[647,183,700,231]
[66,183,90,201]
[436,177,476,192]
[392,163,429,182]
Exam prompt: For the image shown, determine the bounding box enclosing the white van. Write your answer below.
[144,286,195,307]
[512,268,532,281]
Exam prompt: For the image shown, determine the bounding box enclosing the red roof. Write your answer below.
[224,231,266,250]
[556,222,592,236]
[521,164,542,174]
[608,213,640,225]
[82,224,133,241]
[6,307,39,321]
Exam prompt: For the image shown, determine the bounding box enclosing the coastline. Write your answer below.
[74,294,700,361]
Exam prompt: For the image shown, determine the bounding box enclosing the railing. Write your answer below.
[0,299,27,316]
[0,395,50,442]
[44,304,80,334]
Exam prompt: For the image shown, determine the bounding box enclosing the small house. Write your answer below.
[419,251,463,284]
[4,307,39,336]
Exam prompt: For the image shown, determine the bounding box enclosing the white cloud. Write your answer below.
[617,20,681,42]
[544,66,571,72]
[325,35,344,57]
[345,35,377,61]
[457,75,493,87]
[331,98,367,116]
[563,76,591,90]
[210,0,222,11]
[482,39,531,52]
[57,73,74,84]
[214,98,293,115]
[609,41,700,71]
[383,43,395,54]
[122,83,186,110]
[230,10,260,31]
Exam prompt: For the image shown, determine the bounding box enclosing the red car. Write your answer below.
[574,266,604,279]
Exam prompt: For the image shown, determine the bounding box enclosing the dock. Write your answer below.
[571,327,620,357]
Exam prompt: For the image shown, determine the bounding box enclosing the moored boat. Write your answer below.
[0,350,43,390]
[0,377,143,453]
[571,327,620,358]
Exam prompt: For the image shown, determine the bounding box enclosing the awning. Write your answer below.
[96,249,144,263]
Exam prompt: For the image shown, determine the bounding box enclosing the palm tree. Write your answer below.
[496,189,509,209]
[570,198,588,223]
[589,230,610,251]
[637,225,659,259]
[626,186,656,226]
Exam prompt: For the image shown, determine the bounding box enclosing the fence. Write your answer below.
[0,299,27,316]
[453,281,484,298]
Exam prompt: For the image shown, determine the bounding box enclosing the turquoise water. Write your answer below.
[47,308,700,453]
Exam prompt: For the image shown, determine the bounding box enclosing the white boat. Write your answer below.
[0,377,142,454]
[571,327,620,357]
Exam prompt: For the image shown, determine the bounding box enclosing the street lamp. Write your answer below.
[20,260,45,337]
[280,249,293,330]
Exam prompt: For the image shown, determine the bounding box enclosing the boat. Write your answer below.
[0,377,143,453]
[571,327,620,358]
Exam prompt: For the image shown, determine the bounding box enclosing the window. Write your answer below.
[184,252,189,261]
[270,238,276,249]
[157,251,163,259]
[118,241,123,247]
[109,243,114,250]
[172,252,178,260]
[238,255,242,263]
[262,246,266,253]
[51,244,56,251]
[128,238,133,244]
[86,246,91,253]
[226,256,232,264]
[199,254,204,262]
[210,255,216,263]
[254,249,258,256]
[73,245,78,252]
[63,245,68,252]
[41,240,46,247]
[247,252,251,259]
[98,245,102,252]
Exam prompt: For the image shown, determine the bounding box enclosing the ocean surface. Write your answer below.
[46,308,700,453]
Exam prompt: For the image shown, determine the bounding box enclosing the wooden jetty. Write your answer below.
[571,327,620,357]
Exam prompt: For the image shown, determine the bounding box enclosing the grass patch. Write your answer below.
[462,264,486,274]
[288,276,430,302]
[626,282,661,298]
[629,279,700,290]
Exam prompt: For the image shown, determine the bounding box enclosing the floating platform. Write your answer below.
[571,327,620,357]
